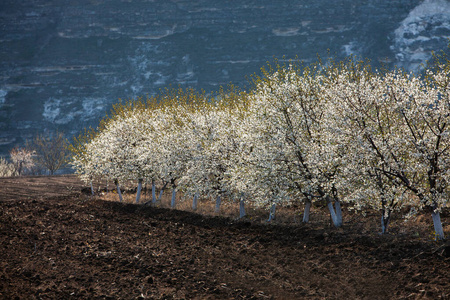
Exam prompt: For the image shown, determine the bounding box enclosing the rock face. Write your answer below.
[0,0,449,155]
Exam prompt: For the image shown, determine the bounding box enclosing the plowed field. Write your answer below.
[1,175,449,299]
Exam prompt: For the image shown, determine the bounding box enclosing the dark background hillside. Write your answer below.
[1,0,450,155]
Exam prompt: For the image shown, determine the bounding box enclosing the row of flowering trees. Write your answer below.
[71,56,450,239]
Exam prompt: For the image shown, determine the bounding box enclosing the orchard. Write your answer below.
[70,54,450,240]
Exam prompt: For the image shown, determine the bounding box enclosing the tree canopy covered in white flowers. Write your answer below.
[71,53,450,240]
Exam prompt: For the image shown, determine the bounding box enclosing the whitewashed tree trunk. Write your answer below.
[135,178,143,204]
[116,182,123,202]
[380,207,391,234]
[151,181,156,205]
[431,209,445,240]
[303,200,311,223]
[381,215,388,235]
[192,193,199,211]
[90,181,94,196]
[267,203,276,222]
[171,187,176,208]
[158,189,164,202]
[215,195,221,213]
[157,181,168,203]
[239,199,246,219]
[326,197,340,227]
[381,215,387,235]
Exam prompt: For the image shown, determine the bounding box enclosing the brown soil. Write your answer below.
[1,175,449,299]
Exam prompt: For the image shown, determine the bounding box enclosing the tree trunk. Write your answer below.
[135,178,143,204]
[90,181,95,196]
[157,181,168,204]
[303,200,311,223]
[326,196,340,228]
[215,195,221,213]
[17,161,23,176]
[192,193,198,211]
[268,203,276,222]
[115,181,123,202]
[239,199,246,219]
[171,187,176,208]
[381,212,391,235]
[151,180,156,205]
[431,206,445,240]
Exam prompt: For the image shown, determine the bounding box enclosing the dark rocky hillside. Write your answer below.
[2,0,450,154]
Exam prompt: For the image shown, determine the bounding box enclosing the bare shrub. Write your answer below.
[9,147,37,175]
[29,131,69,175]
